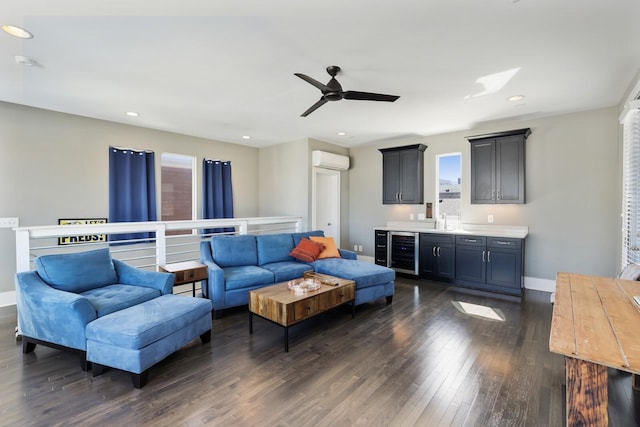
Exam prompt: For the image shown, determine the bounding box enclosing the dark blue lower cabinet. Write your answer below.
[453,235,523,296]
[486,247,522,289]
[455,245,486,283]
[420,233,456,280]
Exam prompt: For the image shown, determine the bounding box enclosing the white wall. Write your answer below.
[0,101,260,296]
[349,107,622,282]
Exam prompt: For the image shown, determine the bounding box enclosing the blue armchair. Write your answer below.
[15,248,173,370]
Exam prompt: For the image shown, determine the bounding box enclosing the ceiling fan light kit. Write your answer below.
[294,65,400,117]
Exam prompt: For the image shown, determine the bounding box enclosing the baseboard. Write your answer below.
[524,277,556,293]
[358,255,375,263]
[0,291,16,307]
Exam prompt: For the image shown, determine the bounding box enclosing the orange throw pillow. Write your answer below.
[309,236,341,259]
[289,237,324,263]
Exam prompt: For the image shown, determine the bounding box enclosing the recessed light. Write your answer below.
[2,25,33,39]
[126,111,139,117]
[242,135,251,139]
[337,132,346,136]
[14,55,37,66]
[507,95,525,102]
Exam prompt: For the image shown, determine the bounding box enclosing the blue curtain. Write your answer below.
[202,159,234,234]
[109,147,157,242]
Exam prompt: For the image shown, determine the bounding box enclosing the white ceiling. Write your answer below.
[2,0,640,148]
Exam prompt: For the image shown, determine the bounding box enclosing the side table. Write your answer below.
[158,261,208,297]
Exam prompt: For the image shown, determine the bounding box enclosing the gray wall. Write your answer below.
[258,137,350,246]
[0,101,260,295]
[349,107,622,281]
[0,100,625,296]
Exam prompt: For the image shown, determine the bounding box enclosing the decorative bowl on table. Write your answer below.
[287,278,322,294]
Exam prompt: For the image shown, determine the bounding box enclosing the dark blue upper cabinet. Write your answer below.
[467,128,531,204]
[379,144,427,204]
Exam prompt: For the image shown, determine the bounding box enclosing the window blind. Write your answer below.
[622,106,640,266]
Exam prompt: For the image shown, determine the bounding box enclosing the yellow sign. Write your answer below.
[58,218,107,245]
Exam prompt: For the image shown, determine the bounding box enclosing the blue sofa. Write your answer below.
[200,230,395,315]
[16,248,212,387]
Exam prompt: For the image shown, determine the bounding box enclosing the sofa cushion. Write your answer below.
[210,235,257,267]
[310,236,341,259]
[81,284,162,317]
[312,258,395,289]
[292,230,324,246]
[256,234,295,265]
[223,265,274,291]
[85,294,212,350]
[262,261,312,282]
[289,237,324,263]
[35,248,118,293]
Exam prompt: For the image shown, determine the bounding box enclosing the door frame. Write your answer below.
[311,167,341,244]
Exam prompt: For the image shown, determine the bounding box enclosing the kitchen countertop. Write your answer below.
[375,222,528,239]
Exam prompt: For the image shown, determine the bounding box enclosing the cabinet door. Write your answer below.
[382,151,401,204]
[435,243,456,279]
[398,149,423,203]
[496,136,525,204]
[419,235,438,275]
[486,248,522,288]
[455,245,486,283]
[470,141,496,204]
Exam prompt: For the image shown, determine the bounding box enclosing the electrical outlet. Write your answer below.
[358,245,363,252]
[0,217,19,228]
[409,213,415,220]
[488,215,494,223]
[354,244,358,251]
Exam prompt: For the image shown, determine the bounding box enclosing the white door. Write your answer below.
[312,167,340,243]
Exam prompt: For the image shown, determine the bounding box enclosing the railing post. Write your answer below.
[239,221,248,235]
[15,229,31,273]
[156,223,167,266]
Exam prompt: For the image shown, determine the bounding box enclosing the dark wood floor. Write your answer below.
[2,277,640,426]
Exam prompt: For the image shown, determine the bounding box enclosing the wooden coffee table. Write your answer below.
[249,273,355,352]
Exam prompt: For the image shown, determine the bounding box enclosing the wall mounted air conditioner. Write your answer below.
[312,150,350,171]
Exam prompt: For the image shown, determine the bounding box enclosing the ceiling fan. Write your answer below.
[294,65,400,117]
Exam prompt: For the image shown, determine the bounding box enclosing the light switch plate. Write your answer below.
[488,215,494,223]
[0,217,19,228]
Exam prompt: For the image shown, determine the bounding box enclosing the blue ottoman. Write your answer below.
[86,294,212,388]
[312,259,395,306]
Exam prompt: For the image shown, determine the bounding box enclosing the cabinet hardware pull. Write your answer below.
[437,247,441,256]
[497,190,501,200]
[432,246,436,256]
[488,251,491,262]
[495,241,509,245]
[482,250,485,262]
[377,244,385,248]
[467,239,477,243]
[399,192,403,201]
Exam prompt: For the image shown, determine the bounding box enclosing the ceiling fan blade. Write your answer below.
[343,91,400,102]
[301,98,328,117]
[294,73,332,93]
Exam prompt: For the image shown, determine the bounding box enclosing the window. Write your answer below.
[436,153,462,228]
[161,153,195,234]
[622,106,640,267]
